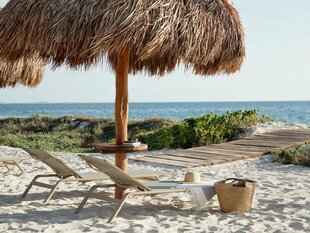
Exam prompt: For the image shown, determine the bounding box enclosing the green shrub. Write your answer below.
[138,110,263,150]
[272,144,310,166]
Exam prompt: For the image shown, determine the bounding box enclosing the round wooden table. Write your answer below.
[96,143,148,154]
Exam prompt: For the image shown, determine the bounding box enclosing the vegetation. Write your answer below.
[272,144,310,167]
[0,115,176,152]
[0,110,267,152]
[138,110,266,150]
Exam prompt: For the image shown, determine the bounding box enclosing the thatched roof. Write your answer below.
[0,6,45,88]
[0,55,45,88]
[0,0,245,76]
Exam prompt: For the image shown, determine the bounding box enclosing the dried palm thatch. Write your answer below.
[0,6,45,88]
[0,55,45,88]
[0,0,245,76]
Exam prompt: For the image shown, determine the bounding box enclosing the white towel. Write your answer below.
[177,182,216,209]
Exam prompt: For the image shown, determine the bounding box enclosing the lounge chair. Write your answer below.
[0,157,25,174]
[76,155,189,223]
[22,149,163,203]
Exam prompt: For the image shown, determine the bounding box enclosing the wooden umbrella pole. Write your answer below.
[114,46,130,199]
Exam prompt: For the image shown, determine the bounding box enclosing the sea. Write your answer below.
[0,101,309,125]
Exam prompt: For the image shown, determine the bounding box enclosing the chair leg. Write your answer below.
[107,190,175,223]
[44,180,62,203]
[3,162,11,173]
[22,175,42,198]
[76,185,102,214]
[108,193,130,223]
[14,161,24,174]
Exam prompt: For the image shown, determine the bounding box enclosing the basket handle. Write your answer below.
[224,178,246,187]
[224,178,245,182]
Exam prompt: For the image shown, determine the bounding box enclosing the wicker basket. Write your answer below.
[215,178,256,213]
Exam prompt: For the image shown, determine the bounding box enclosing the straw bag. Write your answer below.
[214,178,256,213]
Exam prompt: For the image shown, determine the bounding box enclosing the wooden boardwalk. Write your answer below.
[129,129,310,168]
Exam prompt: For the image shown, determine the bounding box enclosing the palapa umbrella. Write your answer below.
[0,0,245,198]
[0,6,44,88]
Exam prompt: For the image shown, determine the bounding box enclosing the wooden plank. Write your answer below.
[242,138,308,143]
[213,146,270,153]
[243,134,309,139]
[239,141,308,147]
[147,154,210,164]
[256,133,309,138]
[263,131,310,136]
[227,140,284,147]
[147,154,226,164]
[265,137,310,142]
[187,149,259,159]
[187,148,260,157]
[130,156,198,168]
[207,144,272,152]
[230,141,299,147]
[230,144,285,149]
[251,138,310,143]
[243,135,310,140]
[203,144,269,151]
[172,150,246,157]
[165,151,245,160]
[192,145,266,153]
[230,140,292,146]
[163,152,243,161]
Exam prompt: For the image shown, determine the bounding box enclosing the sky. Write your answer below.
[0,0,309,103]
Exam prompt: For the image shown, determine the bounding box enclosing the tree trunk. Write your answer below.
[114,47,129,199]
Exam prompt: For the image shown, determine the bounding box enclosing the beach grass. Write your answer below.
[272,144,310,166]
[0,115,176,152]
[0,110,267,152]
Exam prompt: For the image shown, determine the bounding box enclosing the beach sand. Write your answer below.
[0,123,309,233]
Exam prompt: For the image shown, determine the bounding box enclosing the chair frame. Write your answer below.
[1,158,24,174]
[76,155,187,223]
[76,183,185,223]
[22,149,161,203]
[21,173,112,203]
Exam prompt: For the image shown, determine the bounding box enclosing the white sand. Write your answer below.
[253,121,309,135]
[0,123,309,232]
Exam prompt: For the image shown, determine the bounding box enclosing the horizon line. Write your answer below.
[0,100,309,104]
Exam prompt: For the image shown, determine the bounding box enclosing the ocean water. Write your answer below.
[0,101,309,125]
